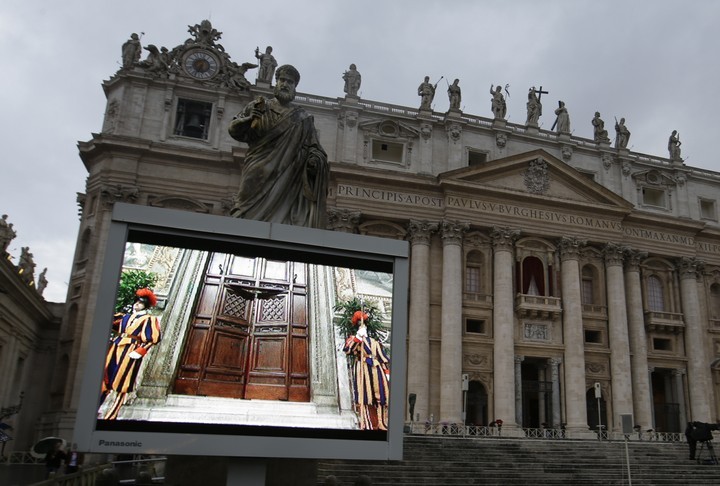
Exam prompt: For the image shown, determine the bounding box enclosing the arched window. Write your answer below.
[581,265,594,305]
[647,275,665,311]
[522,256,545,296]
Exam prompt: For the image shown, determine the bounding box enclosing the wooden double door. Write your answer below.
[174,253,310,401]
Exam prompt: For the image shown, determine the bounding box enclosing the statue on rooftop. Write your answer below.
[526,86,544,126]
[592,112,610,143]
[0,214,16,253]
[121,33,142,69]
[668,130,682,161]
[447,79,461,111]
[615,117,631,149]
[37,268,48,296]
[228,65,328,228]
[18,246,35,285]
[343,64,362,97]
[418,76,438,111]
[553,101,570,133]
[255,46,278,84]
[490,84,507,120]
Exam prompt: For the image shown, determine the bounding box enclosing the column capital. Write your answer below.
[408,220,439,246]
[648,366,655,373]
[671,368,687,377]
[558,236,586,261]
[603,242,625,267]
[326,207,362,233]
[623,247,647,271]
[677,256,705,280]
[490,226,521,251]
[440,220,469,246]
[549,357,563,367]
[514,355,525,364]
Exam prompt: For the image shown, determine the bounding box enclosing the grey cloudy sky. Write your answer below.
[1,0,718,302]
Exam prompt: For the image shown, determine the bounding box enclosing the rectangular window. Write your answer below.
[653,338,672,351]
[584,330,602,344]
[371,140,404,163]
[700,198,717,221]
[465,319,485,334]
[468,150,488,167]
[465,266,480,293]
[175,99,212,139]
[581,279,594,305]
[642,187,666,208]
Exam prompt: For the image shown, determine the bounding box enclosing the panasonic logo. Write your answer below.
[98,440,142,447]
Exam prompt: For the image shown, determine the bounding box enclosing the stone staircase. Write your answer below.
[317,435,720,485]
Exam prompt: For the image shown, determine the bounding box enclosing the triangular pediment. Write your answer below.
[439,149,633,213]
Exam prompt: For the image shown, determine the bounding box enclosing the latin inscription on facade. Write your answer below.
[334,183,699,248]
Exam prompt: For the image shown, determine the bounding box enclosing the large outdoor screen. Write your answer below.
[74,203,408,460]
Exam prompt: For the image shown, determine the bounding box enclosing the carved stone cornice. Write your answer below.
[407,220,439,246]
[603,242,624,267]
[326,207,362,233]
[623,248,647,271]
[440,220,469,246]
[677,256,705,280]
[558,236,587,261]
[490,227,520,251]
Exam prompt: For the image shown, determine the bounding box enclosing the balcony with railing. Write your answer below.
[462,292,493,307]
[515,294,562,319]
[644,311,685,333]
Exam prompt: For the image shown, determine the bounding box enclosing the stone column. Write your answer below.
[648,367,656,428]
[514,355,524,426]
[623,248,652,430]
[490,227,520,426]
[558,236,589,434]
[439,220,469,423]
[550,358,562,427]
[678,257,711,421]
[672,369,688,427]
[406,220,438,422]
[603,243,634,431]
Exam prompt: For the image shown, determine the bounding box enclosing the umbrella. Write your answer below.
[31,437,66,459]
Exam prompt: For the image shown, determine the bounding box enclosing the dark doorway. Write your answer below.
[521,359,553,428]
[465,380,488,426]
[651,369,681,433]
[586,388,608,433]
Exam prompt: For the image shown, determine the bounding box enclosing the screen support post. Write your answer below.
[227,459,266,485]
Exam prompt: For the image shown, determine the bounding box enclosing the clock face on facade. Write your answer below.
[184,50,219,79]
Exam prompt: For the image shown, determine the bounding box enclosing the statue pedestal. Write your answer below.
[556,132,571,141]
[417,108,434,120]
[525,124,539,135]
[255,80,272,90]
[492,118,507,129]
[445,108,463,121]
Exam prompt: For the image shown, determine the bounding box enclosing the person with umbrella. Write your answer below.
[42,439,66,478]
[99,288,162,420]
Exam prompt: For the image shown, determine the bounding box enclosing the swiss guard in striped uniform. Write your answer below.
[343,310,390,430]
[99,288,162,420]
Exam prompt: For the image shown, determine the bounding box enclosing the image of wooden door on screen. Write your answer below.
[174,253,310,401]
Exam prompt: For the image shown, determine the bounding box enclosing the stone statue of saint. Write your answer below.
[121,33,142,69]
[342,64,362,97]
[228,65,329,228]
[255,46,278,83]
[18,246,35,285]
[668,130,682,161]
[417,76,436,111]
[490,84,507,120]
[526,87,542,125]
[615,117,631,149]
[447,79,461,110]
[592,112,609,142]
[554,101,570,133]
[0,214,16,253]
[37,268,48,296]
